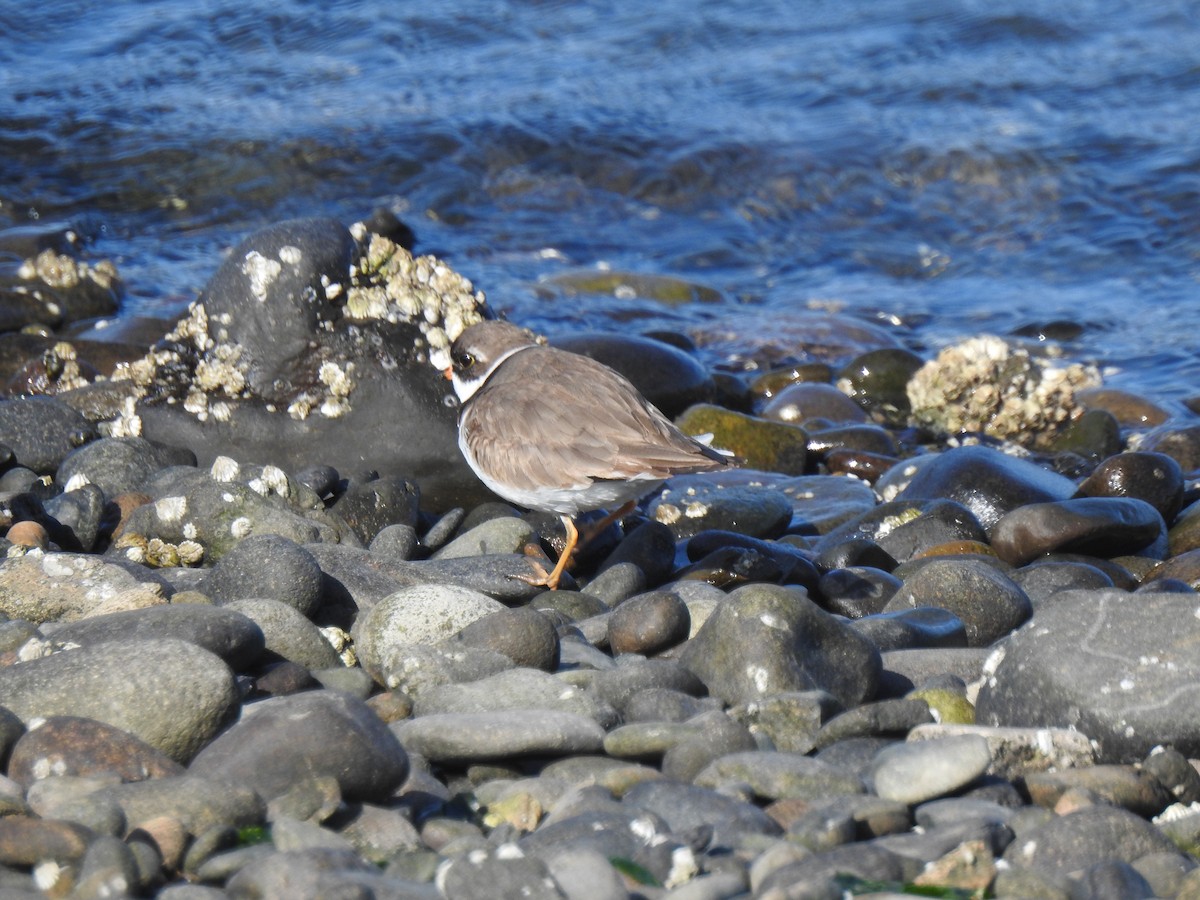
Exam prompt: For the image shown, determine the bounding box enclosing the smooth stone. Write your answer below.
[42,483,106,552]
[7,716,185,788]
[647,478,793,540]
[413,668,617,728]
[754,843,912,896]
[870,735,992,804]
[1077,451,1184,523]
[680,582,880,709]
[1023,765,1174,818]
[895,445,1076,531]
[760,381,868,425]
[588,658,707,716]
[432,515,535,560]
[1143,744,1200,804]
[552,331,714,419]
[595,521,677,586]
[353,582,505,680]
[835,347,924,425]
[92,774,266,836]
[1002,805,1178,877]
[411,555,552,602]
[624,688,723,724]
[0,396,98,474]
[990,497,1165,566]
[1144,547,1200,590]
[607,591,690,656]
[660,711,759,782]
[328,474,421,546]
[685,530,819,589]
[443,606,560,671]
[0,551,169,623]
[224,847,435,900]
[200,533,323,617]
[303,543,412,617]
[1138,423,1200,474]
[393,711,605,764]
[1077,386,1171,427]
[696,751,864,802]
[0,638,236,762]
[883,558,1032,647]
[540,848,630,900]
[622,779,782,847]
[56,436,183,498]
[374,643,516,697]
[190,690,407,803]
[812,698,935,750]
[580,561,646,607]
[1010,560,1115,609]
[730,690,837,754]
[438,850,563,900]
[879,648,991,696]
[675,404,807,475]
[818,566,903,618]
[976,589,1200,762]
[0,815,95,867]
[908,723,1096,782]
[222,598,341,670]
[815,498,987,565]
[850,607,968,651]
[805,422,897,457]
[44,603,264,670]
[368,522,419,562]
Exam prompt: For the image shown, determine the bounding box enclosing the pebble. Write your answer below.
[6,217,1200,896]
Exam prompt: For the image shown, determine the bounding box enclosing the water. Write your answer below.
[3,0,1199,407]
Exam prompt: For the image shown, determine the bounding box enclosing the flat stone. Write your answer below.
[7,716,184,788]
[883,558,1032,647]
[393,711,605,764]
[870,735,992,805]
[990,497,1165,566]
[413,668,617,728]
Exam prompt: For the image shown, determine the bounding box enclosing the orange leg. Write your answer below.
[577,500,636,551]
[517,502,635,590]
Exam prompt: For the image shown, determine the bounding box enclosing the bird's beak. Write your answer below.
[443,366,454,381]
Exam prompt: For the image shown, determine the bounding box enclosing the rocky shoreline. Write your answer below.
[3,217,1200,898]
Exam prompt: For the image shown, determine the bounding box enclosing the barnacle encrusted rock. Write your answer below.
[907,336,1100,449]
[89,217,490,511]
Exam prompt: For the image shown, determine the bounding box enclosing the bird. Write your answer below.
[445,319,733,589]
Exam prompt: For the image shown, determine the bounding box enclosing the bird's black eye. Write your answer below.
[452,350,475,371]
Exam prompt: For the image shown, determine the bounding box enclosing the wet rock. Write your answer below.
[328,474,421,545]
[647,474,793,540]
[835,347,924,425]
[976,589,1200,762]
[552,331,714,419]
[201,533,324,617]
[1046,407,1122,461]
[679,582,880,709]
[761,380,868,425]
[989,497,1165,566]
[1010,560,1115,609]
[814,499,986,564]
[0,395,98,473]
[883,558,1032,647]
[1077,386,1171,428]
[674,403,807,475]
[0,638,237,762]
[851,607,968,651]
[806,422,898,458]
[818,566,902,618]
[1137,423,1200,474]
[895,445,1076,530]
[189,690,407,803]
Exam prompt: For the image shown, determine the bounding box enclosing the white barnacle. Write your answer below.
[241,250,283,302]
[277,244,303,266]
[684,501,708,518]
[211,456,240,482]
[230,517,252,538]
[654,503,682,525]
[63,473,91,492]
[154,496,187,523]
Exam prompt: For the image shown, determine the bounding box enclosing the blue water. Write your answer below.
[3,0,1199,405]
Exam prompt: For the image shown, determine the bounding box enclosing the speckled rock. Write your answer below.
[0,638,237,762]
[433,515,536,560]
[647,476,793,540]
[883,558,1031,647]
[0,551,170,623]
[328,474,421,545]
[1002,804,1178,879]
[189,690,407,803]
[680,582,880,709]
[7,716,185,788]
[976,589,1200,762]
[200,533,323,617]
[607,590,690,656]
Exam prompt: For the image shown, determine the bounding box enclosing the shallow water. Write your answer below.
[3,0,1199,406]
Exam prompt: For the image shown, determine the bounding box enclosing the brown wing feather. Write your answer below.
[460,346,728,493]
